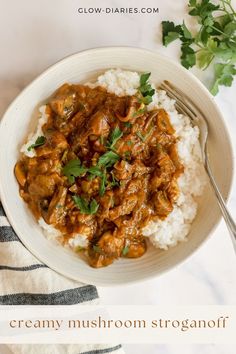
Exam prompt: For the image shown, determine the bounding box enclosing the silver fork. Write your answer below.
[160,80,236,253]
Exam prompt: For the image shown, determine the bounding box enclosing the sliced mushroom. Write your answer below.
[46,186,67,224]
[157,109,175,134]
[152,191,173,217]
[116,96,138,122]
[14,162,26,187]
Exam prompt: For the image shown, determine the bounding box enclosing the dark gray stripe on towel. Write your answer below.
[0,264,47,271]
[0,285,98,305]
[0,226,20,242]
[81,345,122,354]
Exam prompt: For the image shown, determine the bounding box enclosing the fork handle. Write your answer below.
[205,156,236,253]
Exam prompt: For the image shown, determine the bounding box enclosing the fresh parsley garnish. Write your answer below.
[122,245,129,256]
[110,173,120,187]
[126,140,133,146]
[107,127,123,150]
[124,122,132,128]
[93,245,104,255]
[138,72,155,104]
[140,72,151,86]
[87,166,104,178]
[136,131,146,142]
[124,151,131,160]
[27,136,46,151]
[62,159,87,184]
[72,195,99,214]
[211,63,236,95]
[162,0,236,94]
[99,171,107,196]
[98,151,120,168]
[132,107,147,117]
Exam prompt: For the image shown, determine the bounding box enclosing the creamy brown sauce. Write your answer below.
[14,83,183,268]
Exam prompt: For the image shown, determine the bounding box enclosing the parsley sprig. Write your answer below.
[138,73,155,104]
[62,159,87,184]
[162,0,236,95]
[72,196,99,215]
[62,127,123,198]
[107,127,123,150]
[27,136,46,151]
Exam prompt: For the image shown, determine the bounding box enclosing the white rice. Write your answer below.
[22,69,206,251]
[20,105,47,158]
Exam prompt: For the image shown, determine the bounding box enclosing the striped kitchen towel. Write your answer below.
[0,202,124,354]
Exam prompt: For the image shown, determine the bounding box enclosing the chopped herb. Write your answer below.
[126,140,133,146]
[136,127,154,142]
[98,151,120,168]
[124,122,132,128]
[140,72,151,86]
[107,127,123,149]
[88,166,104,178]
[93,245,104,255]
[110,173,120,187]
[136,131,146,142]
[75,246,85,252]
[99,172,107,196]
[138,72,155,105]
[62,159,87,184]
[124,151,131,160]
[99,136,105,145]
[55,204,63,209]
[27,136,46,151]
[132,107,147,117]
[72,195,99,215]
[122,245,129,256]
[141,95,153,105]
[162,0,236,95]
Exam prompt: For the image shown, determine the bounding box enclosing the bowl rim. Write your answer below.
[0,46,234,286]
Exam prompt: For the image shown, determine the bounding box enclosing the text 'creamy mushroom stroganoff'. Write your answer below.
[15,69,206,268]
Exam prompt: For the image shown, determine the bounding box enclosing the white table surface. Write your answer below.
[0,1,236,353]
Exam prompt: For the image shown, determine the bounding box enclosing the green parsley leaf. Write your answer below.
[110,173,120,187]
[99,172,107,196]
[72,195,99,214]
[180,43,196,69]
[62,159,87,184]
[98,151,120,168]
[124,122,132,128]
[188,0,219,22]
[122,245,129,256]
[138,72,155,105]
[162,21,182,46]
[211,63,236,95]
[108,127,123,149]
[126,140,133,146]
[27,136,46,151]
[162,0,236,95]
[87,166,104,178]
[182,21,192,39]
[140,72,151,86]
[141,95,153,105]
[93,245,104,255]
[136,131,146,142]
[132,108,147,117]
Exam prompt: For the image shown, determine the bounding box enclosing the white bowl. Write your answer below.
[0,47,233,286]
